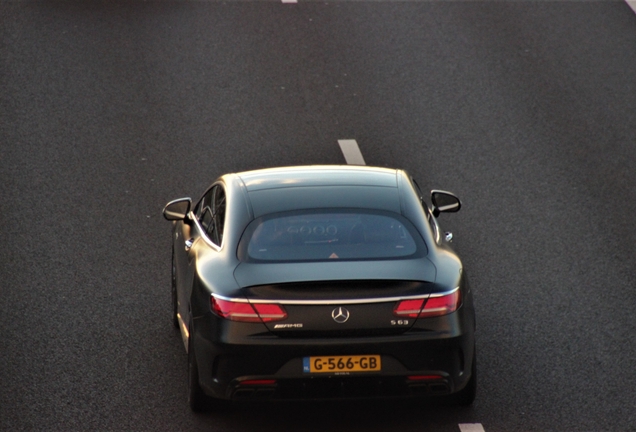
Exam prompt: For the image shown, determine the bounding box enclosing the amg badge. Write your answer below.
[273,323,303,329]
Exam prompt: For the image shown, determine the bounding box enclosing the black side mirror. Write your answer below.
[163,198,192,221]
[431,190,461,217]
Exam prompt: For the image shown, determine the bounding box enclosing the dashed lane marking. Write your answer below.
[338,139,366,165]
[627,0,636,13]
[458,424,485,432]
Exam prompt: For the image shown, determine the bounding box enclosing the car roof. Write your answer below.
[234,166,403,218]
[237,165,399,191]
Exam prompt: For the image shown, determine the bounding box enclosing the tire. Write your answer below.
[449,349,477,406]
[171,248,179,329]
[188,334,209,412]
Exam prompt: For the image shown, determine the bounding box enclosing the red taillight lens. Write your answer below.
[211,297,287,323]
[393,298,426,318]
[251,303,288,322]
[212,298,260,322]
[393,290,461,319]
[420,290,461,318]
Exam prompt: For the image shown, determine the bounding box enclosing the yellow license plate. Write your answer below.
[303,355,381,373]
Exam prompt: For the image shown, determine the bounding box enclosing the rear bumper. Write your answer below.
[230,375,453,401]
[191,313,475,401]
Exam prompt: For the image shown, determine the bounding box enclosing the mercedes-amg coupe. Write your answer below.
[162,165,476,411]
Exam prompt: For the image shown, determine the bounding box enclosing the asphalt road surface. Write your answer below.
[2,1,636,431]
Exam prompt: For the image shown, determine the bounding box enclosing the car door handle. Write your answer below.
[185,238,194,251]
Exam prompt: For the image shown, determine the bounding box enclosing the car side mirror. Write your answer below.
[163,198,192,221]
[431,190,461,217]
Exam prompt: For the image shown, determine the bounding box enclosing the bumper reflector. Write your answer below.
[407,375,443,381]
[239,379,277,386]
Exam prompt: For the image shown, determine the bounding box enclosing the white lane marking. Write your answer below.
[627,0,636,14]
[281,0,297,3]
[338,139,366,165]
[458,424,485,432]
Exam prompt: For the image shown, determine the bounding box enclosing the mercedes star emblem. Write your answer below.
[331,307,350,324]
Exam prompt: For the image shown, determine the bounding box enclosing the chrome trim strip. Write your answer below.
[177,313,189,352]
[211,286,459,306]
[189,212,222,251]
[430,286,460,298]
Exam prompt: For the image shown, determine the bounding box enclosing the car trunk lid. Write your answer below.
[242,279,437,337]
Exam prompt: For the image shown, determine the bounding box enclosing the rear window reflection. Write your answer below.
[240,211,419,262]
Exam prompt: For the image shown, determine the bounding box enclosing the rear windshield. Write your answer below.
[238,210,424,262]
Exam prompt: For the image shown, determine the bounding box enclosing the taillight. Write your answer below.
[420,290,461,318]
[211,297,287,323]
[251,303,288,322]
[393,289,461,319]
[393,298,426,318]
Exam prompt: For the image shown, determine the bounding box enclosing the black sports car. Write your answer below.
[162,165,476,411]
